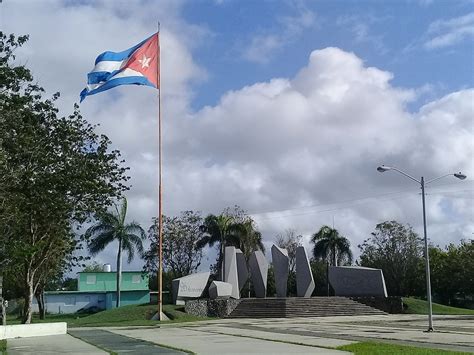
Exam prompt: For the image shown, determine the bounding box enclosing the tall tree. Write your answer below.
[275,229,303,273]
[144,211,204,279]
[358,221,424,296]
[275,229,303,296]
[197,214,235,280]
[229,219,265,260]
[86,198,145,307]
[430,240,474,305]
[0,32,129,323]
[311,226,353,266]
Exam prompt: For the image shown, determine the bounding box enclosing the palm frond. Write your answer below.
[84,223,114,240]
[119,197,128,225]
[88,231,116,255]
[124,221,146,239]
[313,239,329,260]
[125,233,145,255]
[121,238,135,263]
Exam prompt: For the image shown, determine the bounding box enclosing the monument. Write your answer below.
[249,250,268,298]
[208,281,233,299]
[172,271,210,304]
[271,245,289,297]
[224,246,240,299]
[329,266,388,297]
[295,246,315,297]
[236,249,248,292]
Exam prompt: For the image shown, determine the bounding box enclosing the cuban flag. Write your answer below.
[80,33,159,102]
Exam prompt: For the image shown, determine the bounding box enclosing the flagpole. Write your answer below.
[157,23,163,321]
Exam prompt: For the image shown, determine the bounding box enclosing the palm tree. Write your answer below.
[197,214,235,281]
[85,198,146,307]
[311,226,353,266]
[229,220,265,260]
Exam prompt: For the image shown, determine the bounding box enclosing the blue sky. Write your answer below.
[182,0,473,111]
[2,0,473,272]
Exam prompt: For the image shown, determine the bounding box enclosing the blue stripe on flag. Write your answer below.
[87,70,121,85]
[94,35,151,64]
[80,76,155,102]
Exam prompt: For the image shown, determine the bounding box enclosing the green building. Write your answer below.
[33,270,150,314]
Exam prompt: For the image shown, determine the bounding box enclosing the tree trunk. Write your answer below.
[35,289,45,320]
[116,238,122,308]
[22,275,34,324]
[332,246,337,267]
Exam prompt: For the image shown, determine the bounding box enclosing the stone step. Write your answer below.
[227,297,387,318]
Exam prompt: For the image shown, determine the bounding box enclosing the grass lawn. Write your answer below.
[337,342,471,354]
[6,304,211,327]
[0,339,6,354]
[403,298,474,315]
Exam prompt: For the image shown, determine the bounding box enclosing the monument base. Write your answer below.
[185,298,241,318]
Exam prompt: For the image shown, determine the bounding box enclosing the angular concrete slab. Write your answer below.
[209,281,233,299]
[236,249,248,292]
[224,246,240,299]
[271,245,289,297]
[172,272,210,304]
[249,250,268,298]
[296,246,315,297]
[329,266,388,297]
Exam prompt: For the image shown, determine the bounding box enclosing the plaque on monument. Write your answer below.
[172,272,210,304]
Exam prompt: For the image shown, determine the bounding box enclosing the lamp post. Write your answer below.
[377,165,466,332]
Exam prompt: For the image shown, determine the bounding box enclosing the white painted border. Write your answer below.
[0,322,66,339]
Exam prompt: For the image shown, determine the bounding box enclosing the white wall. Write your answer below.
[32,293,106,314]
[0,322,66,339]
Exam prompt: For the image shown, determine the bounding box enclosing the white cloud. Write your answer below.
[424,12,474,49]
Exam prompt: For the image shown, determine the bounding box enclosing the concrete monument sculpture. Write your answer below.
[236,249,248,292]
[208,281,233,299]
[224,246,240,299]
[296,246,315,297]
[271,245,289,297]
[172,272,210,304]
[329,266,388,297]
[249,250,268,298]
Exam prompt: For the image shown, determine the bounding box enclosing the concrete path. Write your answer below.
[7,334,108,354]
[105,314,474,354]
[69,329,188,354]
[198,314,474,353]
[109,327,350,354]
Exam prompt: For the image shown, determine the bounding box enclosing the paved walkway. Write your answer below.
[69,329,188,354]
[109,327,349,354]
[8,314,474,354]
[7,334,108,354]
[104,314,474,354]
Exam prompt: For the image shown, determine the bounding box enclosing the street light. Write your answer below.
[377,165,467,332]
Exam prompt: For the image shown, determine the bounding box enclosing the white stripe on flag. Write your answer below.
[91,60,124,73]
[86,68,145,91]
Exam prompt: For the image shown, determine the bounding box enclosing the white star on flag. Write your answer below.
[138,54,151,69]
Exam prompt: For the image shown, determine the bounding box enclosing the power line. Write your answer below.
[247,184,473,221]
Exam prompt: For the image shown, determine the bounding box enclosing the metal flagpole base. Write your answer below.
[151,311,169,321]
[424,327,434,333]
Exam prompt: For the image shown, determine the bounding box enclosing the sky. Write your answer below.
[2,0,473,273]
